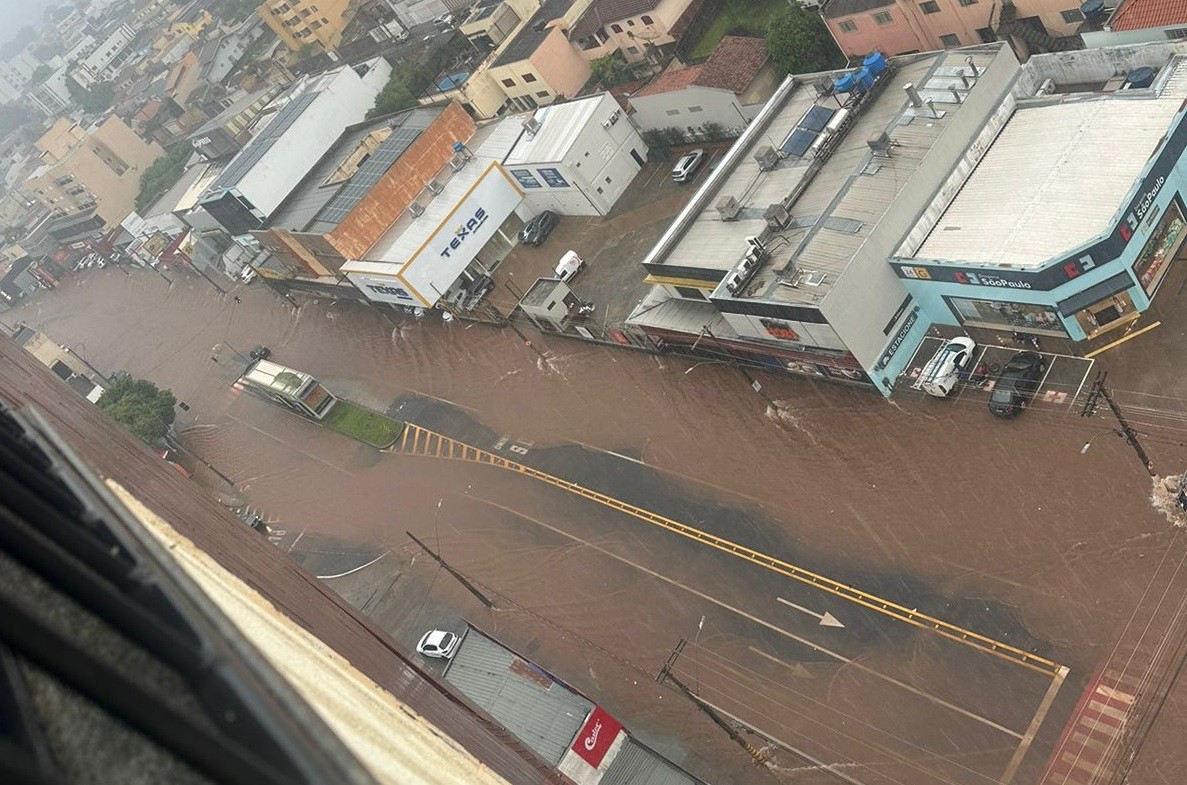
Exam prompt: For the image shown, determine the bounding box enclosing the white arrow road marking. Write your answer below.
[778,596,845,628]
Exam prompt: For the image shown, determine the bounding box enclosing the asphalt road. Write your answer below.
[9,267,1187,785]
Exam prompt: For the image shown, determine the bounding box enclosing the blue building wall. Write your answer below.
[886,106,1187,343]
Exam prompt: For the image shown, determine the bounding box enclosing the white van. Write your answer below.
[914,337,975,397]
[554,250,585,282]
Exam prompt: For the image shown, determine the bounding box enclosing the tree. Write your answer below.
[590,53,633,87]
[766,4,844,77]
[30,64,51,84]
[368,72,417,118]
[97,376,177,445]
[136,145,192,212]
[66,78,116,114]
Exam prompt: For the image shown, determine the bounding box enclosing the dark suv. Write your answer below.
[519,210,557,246]
[988,351,1046,418]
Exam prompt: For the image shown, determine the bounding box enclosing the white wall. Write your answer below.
[629,85,747,135]
[1082,25,1187,49]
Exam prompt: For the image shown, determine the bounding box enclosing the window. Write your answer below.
[838,19,858,32]
[300,8,311,16]
[1168,27,1187,39]
[873,10,893,23]
[536,91,550,97]
[502,78,515,87]
[522,73,537,82]
[1060,8,1084,22]
[604,176,612,183]
[939,33,960,46]
[688,105,703,112]
[309,19,321,28]
[641,14,653,24]
[611,23,623,33]
[976,26,995,42]
[675,286,707,300]
[626,19,634,26]
[919,1,940,12]
[626,46,639,54]
[665,108,680,116]
[958,0,977,6]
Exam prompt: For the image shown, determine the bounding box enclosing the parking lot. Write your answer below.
[902,335,1095,411]
[489,152,723,328]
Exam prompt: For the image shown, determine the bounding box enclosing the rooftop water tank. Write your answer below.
[834,72,858,93]
[1125,66,1156,89]
[854,67,875,91]
[1080,0,1107,23]
[863,51,888,76]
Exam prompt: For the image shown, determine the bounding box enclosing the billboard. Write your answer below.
[402,164,522,304]
[570,706,623,768]
[345,273,419,305]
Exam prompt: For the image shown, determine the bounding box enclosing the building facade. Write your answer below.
[257,0,354,52]
[72,23,139,89]
[569,0,697,63]
[24,117,166,228]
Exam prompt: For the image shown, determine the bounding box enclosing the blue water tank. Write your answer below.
[854,67,875,91]
[1080,0,1107,22]
[863,51,888,76]
[1126,66,1156,88]
[834,72,858,93]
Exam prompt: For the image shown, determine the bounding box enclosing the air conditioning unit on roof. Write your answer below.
[408,201,425,217]
[716,195,742,221]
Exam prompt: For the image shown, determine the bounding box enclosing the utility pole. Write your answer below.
[406,530,494,608]
[1081,371,1155,477]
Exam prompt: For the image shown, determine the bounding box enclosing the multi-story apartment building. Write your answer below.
[569,0,699,63]
[72,23,139,90]
[257,0,355,52]
[821,0,1086,59]
[24,117,165,227]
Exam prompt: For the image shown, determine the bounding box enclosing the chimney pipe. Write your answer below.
[904,82,923,107]
[926,99,939,118]
[960,72,971,89]
[950,86,963,103]
[965,56,979,77]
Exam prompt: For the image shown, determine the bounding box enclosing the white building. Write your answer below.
[342,92,648,308]
[195,59,392,238]
[500,92,648,216]
[72,24,138,89]
[0,50,43,104]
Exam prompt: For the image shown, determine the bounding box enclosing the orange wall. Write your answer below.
[330,102,477,260]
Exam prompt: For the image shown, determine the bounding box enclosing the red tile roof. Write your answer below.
[631,36,769,99]
[695,35,769,93]
[1108,0,1187,31]
[571,0,662,39]
[631,64,705,98]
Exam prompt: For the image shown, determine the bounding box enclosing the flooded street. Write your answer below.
[10,268,1187,785]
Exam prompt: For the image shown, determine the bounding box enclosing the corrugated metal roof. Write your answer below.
[504,94,607,165]
[601,738,700,785]
[443,630,593,765]
[915,60,1187,267]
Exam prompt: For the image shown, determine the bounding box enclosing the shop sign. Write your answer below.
[439,207,488,260]
[893,114,1187,291]
[538,167,570,188]
[510,169,541,189]
[875,306,918,371]
[571,706,622,768]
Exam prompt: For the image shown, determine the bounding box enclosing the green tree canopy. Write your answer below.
[590,53,633,87]
[97,376,177,444]
[66,78,116,113]
[766,4,844,77]
[136,145,192,212]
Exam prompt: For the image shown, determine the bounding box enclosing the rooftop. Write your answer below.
[912,57,1187,267]
[697,36,770,93]
[632,64,705,98]
[492,0,574,67]
[502,94,608,165]
[268,107,443,234]
[570,0,661,39]
[1108,0,1187,31]
[646,48,1002,305]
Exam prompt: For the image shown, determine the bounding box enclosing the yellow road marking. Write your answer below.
[389,424,1064,676]
[1084,321,1161,359]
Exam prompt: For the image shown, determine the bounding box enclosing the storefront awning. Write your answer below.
[1057,271,1135,317]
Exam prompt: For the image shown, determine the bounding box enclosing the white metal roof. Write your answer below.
[914,61,1187,267]
[503,94,606,165]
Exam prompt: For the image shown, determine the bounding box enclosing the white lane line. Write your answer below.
[997,666,1069,785]
[466,493,1023,739]
[778,596,845,627]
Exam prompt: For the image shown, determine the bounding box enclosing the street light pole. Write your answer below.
[1080,371,1156,477]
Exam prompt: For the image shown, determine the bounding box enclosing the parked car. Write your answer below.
[915,337,975,398]
[520,210,557,246]
[988,351,1046,418]
[434,12,455,26]
[249,345,271,361]
[240,266,257,283]
[671,149,706,183]
[416,629,460,659]
[554,250,585,283]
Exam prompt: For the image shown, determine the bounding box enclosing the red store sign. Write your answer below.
[571,706,623,768]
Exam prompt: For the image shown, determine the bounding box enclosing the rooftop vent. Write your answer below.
[867,131,892,157]
[408,201,425,217]
[904,82,923,108]
[427,179,444,195]
[716,195,742,221]
[522,116,541,136]
[754,145,780,171]
[764,203,790,230]
[448,153,467,172]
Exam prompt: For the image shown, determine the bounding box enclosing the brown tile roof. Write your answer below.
[570,0,661,40]
[1108,0,1187,31]
[695,35,769,93]
[631,64,705,98]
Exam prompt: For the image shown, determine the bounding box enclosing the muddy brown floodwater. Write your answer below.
[11,269,1187,785]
